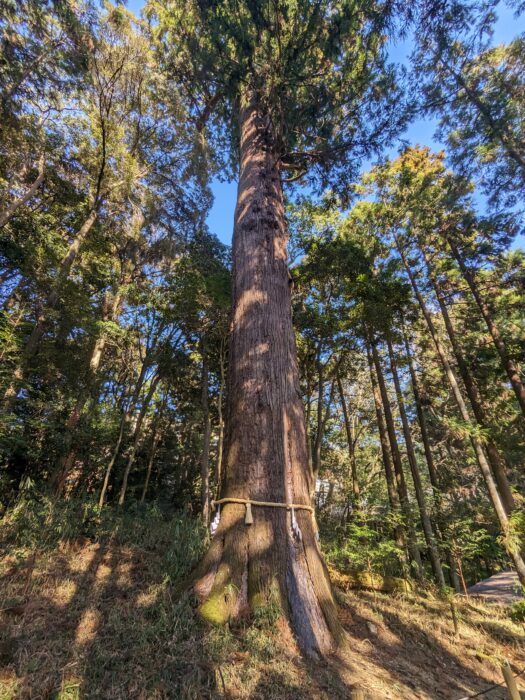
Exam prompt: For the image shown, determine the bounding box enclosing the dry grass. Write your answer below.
[1,531,524,699]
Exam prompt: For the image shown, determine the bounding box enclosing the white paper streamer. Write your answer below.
[291,506,303,541]
[210,504,221,535]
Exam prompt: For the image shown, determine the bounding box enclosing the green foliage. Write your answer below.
[0,490,206,583]
[147,0,408,192]
[322,514,405,577]
[1,0,524,612]
[509,597,525,623]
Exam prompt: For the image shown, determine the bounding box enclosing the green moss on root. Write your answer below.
[198,592,231,625]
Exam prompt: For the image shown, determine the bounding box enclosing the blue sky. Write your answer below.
[126,0,523,249]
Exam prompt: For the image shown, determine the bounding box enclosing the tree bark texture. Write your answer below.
[193,94,341,656]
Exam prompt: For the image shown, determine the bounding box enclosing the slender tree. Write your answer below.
[386,337,445,586]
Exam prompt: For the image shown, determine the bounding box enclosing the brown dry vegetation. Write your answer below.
[1,532,524,700]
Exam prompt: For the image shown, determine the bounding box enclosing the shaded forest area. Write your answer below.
[1,0,525,697]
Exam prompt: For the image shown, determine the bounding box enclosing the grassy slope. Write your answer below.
[0,506,524,699]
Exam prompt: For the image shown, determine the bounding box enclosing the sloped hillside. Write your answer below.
[1,530,523,699]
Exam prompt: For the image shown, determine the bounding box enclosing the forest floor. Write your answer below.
[1,525,524,699]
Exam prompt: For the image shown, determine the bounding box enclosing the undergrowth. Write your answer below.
[1,494,524,699]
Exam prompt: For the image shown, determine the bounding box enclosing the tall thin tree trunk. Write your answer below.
[193,93,341,656]
[447,551,461,593]
[336,370,360,508]
[402,328,440,492]
[140,427,161,505]
[99,357,151,508]
[215,340,226,496]
[367,346,409,568]
[387,337,445,587]
[445,235,525,419]
[312,345,324,482]
[99,407,127,508]
[402,326,449,556]
[200,340,211,525]
[371,342,424,580]
[397,240,525,585]
[312,373,335,484]
[118,373,160,506]
[427,267,516,514]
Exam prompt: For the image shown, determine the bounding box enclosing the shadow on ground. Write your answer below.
[1,537,525,699]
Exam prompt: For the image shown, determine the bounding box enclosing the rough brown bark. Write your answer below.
[387,338,445,587]
[397,240,525,586]
[193,93,341,656]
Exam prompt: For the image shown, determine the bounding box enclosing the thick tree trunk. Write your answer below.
[398,241,525,585]
[193,94,341,656]
[387,338,445,587]
[371,342,424,580]
[427,269,516,514]
[446,235,525,419]
[200,341,211,525]
[336,370,360,508]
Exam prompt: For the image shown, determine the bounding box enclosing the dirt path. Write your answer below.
[467,570,523,604]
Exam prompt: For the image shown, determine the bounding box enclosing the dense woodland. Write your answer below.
[1,0,525,689]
